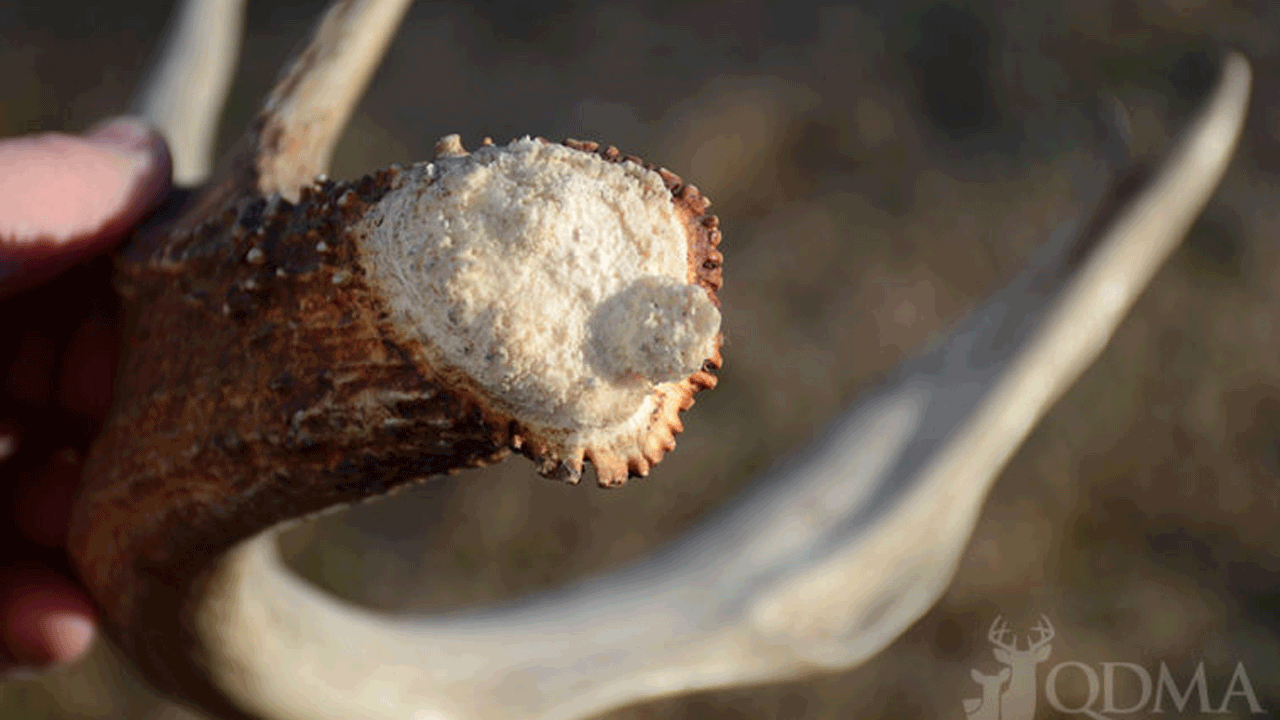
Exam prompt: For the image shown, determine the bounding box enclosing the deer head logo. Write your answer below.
[962,615,1055,720]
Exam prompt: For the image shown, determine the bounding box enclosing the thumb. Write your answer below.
[0,118,172,296]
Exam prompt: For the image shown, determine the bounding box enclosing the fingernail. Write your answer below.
[42,613,95,665]
[86,117,160,157]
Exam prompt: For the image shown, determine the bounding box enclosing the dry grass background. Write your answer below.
[4,0,1280,717]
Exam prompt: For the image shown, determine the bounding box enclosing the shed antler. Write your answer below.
[131,0,244,185]
[63,2,1250,720]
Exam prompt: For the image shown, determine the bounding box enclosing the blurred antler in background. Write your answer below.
[130,0,243,186]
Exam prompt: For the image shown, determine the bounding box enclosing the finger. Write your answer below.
[0,421,16,463]
[0,566,97,671]
[0,117,172,297]
[57,316,119,423]
[2,332,56,407]
[12,447,82,548]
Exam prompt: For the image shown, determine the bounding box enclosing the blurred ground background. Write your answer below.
[4,0,1280,718]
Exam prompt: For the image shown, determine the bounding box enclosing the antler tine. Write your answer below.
[248,0,414,200]
[132,0,246,186]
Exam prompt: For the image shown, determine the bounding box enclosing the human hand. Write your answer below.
[0,118,170,673]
